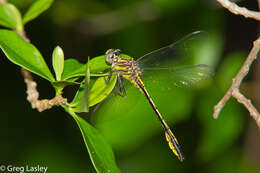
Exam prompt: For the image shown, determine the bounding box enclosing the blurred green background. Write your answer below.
[1,0,260,172]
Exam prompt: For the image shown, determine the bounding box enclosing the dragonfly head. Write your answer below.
[105,49,121,64]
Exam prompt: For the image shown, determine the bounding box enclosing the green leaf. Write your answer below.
[88,74,117,107]
[0,29,54,82]
[23,0,54,24]
[80,57,91,112]
[70,83,86,108]
[0,3,23,31]
[89,55,110,73]
[61,55,112,81]
[70,74,117,111]
[52,46,64,81]
[65,109,121,173]
[73,58,90,113]
[61,59,86,81]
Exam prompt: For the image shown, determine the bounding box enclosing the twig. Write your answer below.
[17,31,68,111]
[21,69,67,112]
[213,31,260,128]
[216,0,260,20]
[0,0,69,112]
[233,89,260,127]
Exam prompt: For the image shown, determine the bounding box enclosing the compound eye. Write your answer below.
[115,49,121,56]
[106,49,114,64]
[108,52,113,59]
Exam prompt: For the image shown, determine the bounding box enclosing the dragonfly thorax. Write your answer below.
[105,49,142,82]
[113,57,142,83]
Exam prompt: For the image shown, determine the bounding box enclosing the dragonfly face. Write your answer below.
[105,49,121,64]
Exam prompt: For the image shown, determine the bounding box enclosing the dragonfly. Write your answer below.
[99,31,212,161]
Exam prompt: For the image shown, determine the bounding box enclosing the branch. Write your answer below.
[233,89,260,127]
[5,11,68,111]
[17,30,68,111]
[0,1,68,111]
[21,69,67,112]
[216,0,260,21]
[213,35,260,128]
[214,0,260,129]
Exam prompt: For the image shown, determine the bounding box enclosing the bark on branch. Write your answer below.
[217,0,260,20]
[18,30,68,111]
[214,0,260,129]
[0,1,68,112]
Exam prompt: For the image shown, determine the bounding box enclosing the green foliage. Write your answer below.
[0,29,55,82]
[88,75,117,107]
[0,1,121,172]
[0,0,254,173]
[23,0,54,24]
[0,3,22,31]
[52,46,64,81]
[61,59,86,81]
[67,109,121,173]
[70,74,117,112]
[89,55,111,74]
[71,58,90,113]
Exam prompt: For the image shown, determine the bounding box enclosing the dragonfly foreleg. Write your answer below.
[93,68,111,74]
[105,71,113,83]
[91,68,111,77]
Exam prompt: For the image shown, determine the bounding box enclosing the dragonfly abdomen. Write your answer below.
[135,79,184,161]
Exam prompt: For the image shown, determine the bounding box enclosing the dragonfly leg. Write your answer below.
[117,73,126,97]
[105,71,113,83]
[91,68,112,77]
[93,68,111,74]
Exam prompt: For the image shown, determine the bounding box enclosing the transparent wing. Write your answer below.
[137,31,208,69]
[141,64,213,92]
[93,64,212,124]
[92,65,213,151]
